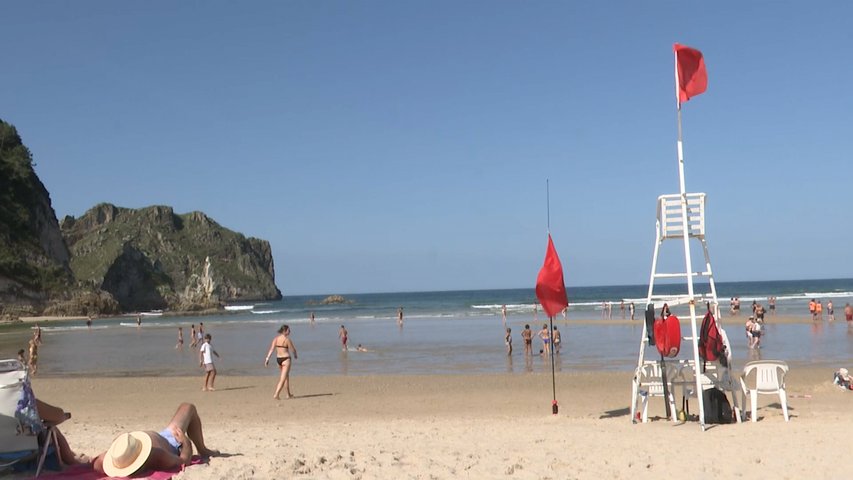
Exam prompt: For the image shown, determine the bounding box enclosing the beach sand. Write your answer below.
[31,366,852,479]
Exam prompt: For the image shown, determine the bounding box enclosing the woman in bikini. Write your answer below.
[264,325,298,400]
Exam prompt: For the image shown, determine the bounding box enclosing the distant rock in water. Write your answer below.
[307,295,354,305]
[61,203,282,312]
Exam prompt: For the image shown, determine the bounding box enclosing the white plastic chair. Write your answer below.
[740,360,789,422]
[631,362,678,423]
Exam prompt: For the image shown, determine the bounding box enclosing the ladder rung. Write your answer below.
[653,271,711,278]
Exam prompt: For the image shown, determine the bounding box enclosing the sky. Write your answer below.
[2,2,851,295]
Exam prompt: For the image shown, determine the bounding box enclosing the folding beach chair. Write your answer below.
[0,359,61,477]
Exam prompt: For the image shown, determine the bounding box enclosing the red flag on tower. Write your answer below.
[674,43,707,105]
[535,234,568,318]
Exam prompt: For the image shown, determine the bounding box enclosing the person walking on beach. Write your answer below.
[199,334,220,391]
[339,325,348,351]
[769,296,776,316]
[190,324,198,348]
[197,323,205,346]
[34,324,42,345]
[538,324,550,356]
[505,327,512,356]
[501,304,507,325]
[309,311,315,325]
[521,324,533,355]
[175,327,184,349]
[629,302,635,321]
[264,324,298,400]
[809,299,817,321]
[397,307,404,326]
[827,300,835,322]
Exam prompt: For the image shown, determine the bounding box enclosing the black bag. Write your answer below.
[702,388,733,424]
[644,304,656,345]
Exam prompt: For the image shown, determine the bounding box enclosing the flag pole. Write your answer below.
[674,46,704,426]
[545,179,558,415]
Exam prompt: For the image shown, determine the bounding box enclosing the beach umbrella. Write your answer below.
[536,232,568,415]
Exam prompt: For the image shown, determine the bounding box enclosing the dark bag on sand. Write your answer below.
[703,388,733,424]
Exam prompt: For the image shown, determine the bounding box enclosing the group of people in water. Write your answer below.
[504,323,562,357]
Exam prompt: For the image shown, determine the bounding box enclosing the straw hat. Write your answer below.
[840,368,850,379]
[102,431,153,477]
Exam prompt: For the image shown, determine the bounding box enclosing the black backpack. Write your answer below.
[702,388,733,424]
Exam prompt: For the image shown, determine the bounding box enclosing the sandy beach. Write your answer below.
[28,366,852,479]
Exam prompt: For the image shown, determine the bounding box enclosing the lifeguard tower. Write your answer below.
[630,45,740,430]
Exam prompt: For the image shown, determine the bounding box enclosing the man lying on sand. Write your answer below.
[93,402,220,476]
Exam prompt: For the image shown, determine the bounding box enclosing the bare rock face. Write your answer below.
[61,204,282,312]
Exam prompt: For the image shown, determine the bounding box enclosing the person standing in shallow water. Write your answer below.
[505,327,512,356]
[339,325,348,351]
[521,324,533,355]
[397,307,404,326]
[265,325,298,400]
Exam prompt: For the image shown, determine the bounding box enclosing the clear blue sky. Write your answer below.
[2,2,851,295]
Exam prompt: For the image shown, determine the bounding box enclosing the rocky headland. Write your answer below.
[0,118,282,321]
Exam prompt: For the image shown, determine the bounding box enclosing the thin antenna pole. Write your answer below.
[546,179,551,233]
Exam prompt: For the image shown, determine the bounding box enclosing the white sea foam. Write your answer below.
[41,325,107,332]
[224,305,254,311]
[251,309,284,315]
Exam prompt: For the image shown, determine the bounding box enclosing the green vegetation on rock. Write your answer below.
[0,119,73,302]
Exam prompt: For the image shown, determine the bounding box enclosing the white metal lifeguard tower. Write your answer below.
[630,45,740,430]
[630,191,742,429]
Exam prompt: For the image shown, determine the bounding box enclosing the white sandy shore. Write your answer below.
[29,366,853,479]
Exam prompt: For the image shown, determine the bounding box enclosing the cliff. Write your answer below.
[0,119,281,318]
[0,119,75,316]
[61,204,282,311]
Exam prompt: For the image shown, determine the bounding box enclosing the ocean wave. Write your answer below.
[224,305,254,311]
[471,304,537,311]
[41,325,107,332]
[251,309,284,315]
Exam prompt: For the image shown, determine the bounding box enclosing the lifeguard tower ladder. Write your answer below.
[632,192,737,429]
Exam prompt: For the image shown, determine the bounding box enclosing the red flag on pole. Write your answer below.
[535,234,568,318]
[674,43,707,104]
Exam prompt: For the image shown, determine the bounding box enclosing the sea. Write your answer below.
[4,278,853,378]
